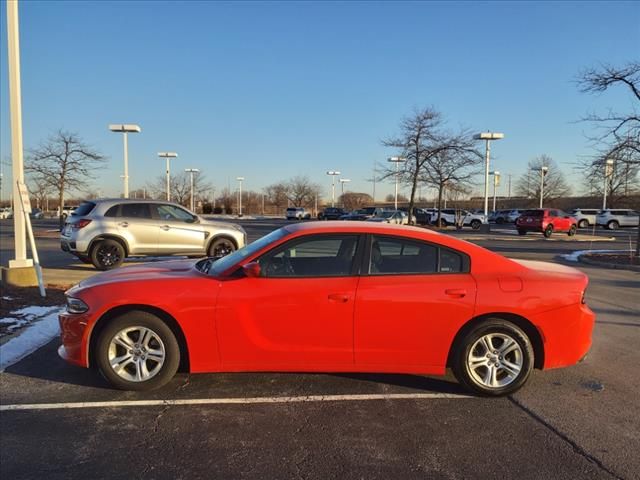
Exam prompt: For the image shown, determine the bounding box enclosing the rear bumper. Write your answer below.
[533,303,595,370]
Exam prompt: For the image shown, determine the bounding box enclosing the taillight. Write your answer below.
[72,219,92,229]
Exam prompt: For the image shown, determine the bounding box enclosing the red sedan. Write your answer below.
[59,222,594,396]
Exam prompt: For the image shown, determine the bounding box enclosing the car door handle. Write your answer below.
[118,222,129,227]
[445,289,467,298]
[161,225,170,231]
[328,293,351,303]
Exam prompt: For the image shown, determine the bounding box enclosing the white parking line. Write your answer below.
[0,392,472,411]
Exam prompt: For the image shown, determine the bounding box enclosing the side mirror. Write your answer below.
[242,262,261,278]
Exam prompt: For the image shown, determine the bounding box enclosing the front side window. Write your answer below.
[258,235,358,278]
[154,204,196,222]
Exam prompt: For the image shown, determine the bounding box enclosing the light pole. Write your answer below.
[490,171,500,212]
[158,152,178,201]
[474,132,504,219]
[602,158,614,210]
[388,156,406,210]
[185,168,200,212]
[109,124,141,198]
[326,171,341,207]
[339,178,351,206]
[531,166,549,208]
[236,177,244,217]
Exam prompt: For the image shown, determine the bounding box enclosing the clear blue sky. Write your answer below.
[1,0,638,201]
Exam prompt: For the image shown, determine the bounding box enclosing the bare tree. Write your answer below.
[384,193,408,203]
[341,192,373,211]
[28,174,53,210]
[265,182,289,214]
[286,176,322,209]
[26,130,106,227]
[581,152,639,206]
[147,172,212,208]
[382,107,481,224]
[515,155,572,203]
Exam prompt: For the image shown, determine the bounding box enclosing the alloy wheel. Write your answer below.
[466,333,523,389]
[107,326,166,382]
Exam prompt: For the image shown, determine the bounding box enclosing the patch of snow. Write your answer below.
[2,296,13,301]
[561,249,629,262]
[0,307,64,371]
[11,305,61,318]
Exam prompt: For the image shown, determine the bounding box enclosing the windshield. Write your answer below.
[203,228,288,276]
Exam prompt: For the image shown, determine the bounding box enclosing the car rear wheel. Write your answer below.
[496,217,504,224]
[208,237,236,258]
[470,219,481,230]
[543,225,554,238]
[96,312,180,391]
[91,239,125,270]
[452,319,534,396]
[517,229,526,236]
[607,220,619,230]
[578,219,588,228]
[568,225,577,236]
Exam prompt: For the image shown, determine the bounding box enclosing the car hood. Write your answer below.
[75,259,200,290]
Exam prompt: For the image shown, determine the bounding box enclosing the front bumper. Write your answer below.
[58,310,92,367]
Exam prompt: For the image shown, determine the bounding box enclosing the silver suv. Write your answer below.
[61,199,247,270]
[596,209,640,230]
[569,208,600,228]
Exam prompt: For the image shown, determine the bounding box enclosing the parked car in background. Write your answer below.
[58,221,595,396]
[366,210,408,225]
[286,207,311,220]
[399,207,433,225]
[489,209,521,224]
[60,199,246,270]
[318,207,346,220]
[516,208,577,237]
[430,209,484,230]
[58,205,78,220]
[340,207,388,221]
[595,209,640,230]
[0,207,13,219]
[29,208,44,219]
[569,208,600,228]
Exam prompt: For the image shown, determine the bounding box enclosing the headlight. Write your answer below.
[66,296,89,314]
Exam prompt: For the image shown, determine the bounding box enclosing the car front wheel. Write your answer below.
[607,220,619,230]
[470,219,481,230]
[452,319,534,396]
[208,237,236,258]
[95,312,180,391]
[543,225,554,238]
[568,225,577,236]
[578,219,588,228]
[91,239,125,270]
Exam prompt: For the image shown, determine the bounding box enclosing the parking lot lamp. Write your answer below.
[185,168,200,212]
[339,178,351,205]
[237,177,245,217]
[490,171,500,212]
[326,171,341,207]
[602,158,614,210]
[531,166,549,208]
[158,152,178,201]
[473,132,504,219]
[109,124,141,199]
[387,157,406,210]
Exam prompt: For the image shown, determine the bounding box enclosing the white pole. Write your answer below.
[492,176,497,212]
[166,157,170,201]
[602,170,608,210]
[238,179,243,216]
[190,171,195,211]
[372,163,376,203]
[123,132,129,198]
[483,139,490,217]
[394,160,399,210]
[7,0,31,268]
[539,169,545,208]
[331,176,336,207]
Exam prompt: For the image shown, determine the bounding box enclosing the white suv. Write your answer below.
[570,208,600,228]
[430,209,485,229]
[286,207,311,220]
[596,209,639,230]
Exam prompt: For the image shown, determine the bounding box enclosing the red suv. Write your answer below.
[516,208,577,238]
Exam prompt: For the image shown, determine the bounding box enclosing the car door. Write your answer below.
[354,235,476,369]
[215,234,362,368]
[152,204,207,254]
[117,203,158,254]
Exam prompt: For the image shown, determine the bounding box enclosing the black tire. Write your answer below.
[95,311,180,391]
[543,225,554,238]
[91,239,125,270]
[470,219,481,230]
[578,219,588,229]
[517,229,526,236]
[568,225,577,236]
[607,220,619,230]
[451,319,534,396]
[208,236,236,258]
[496,217,504,225]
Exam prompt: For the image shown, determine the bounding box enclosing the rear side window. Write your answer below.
[72,202,96,216]
[104,205,120,217]
[121,203,151,219]
[522,210,543,217]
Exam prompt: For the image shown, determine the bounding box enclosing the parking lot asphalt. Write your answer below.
[1,217,639,479]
